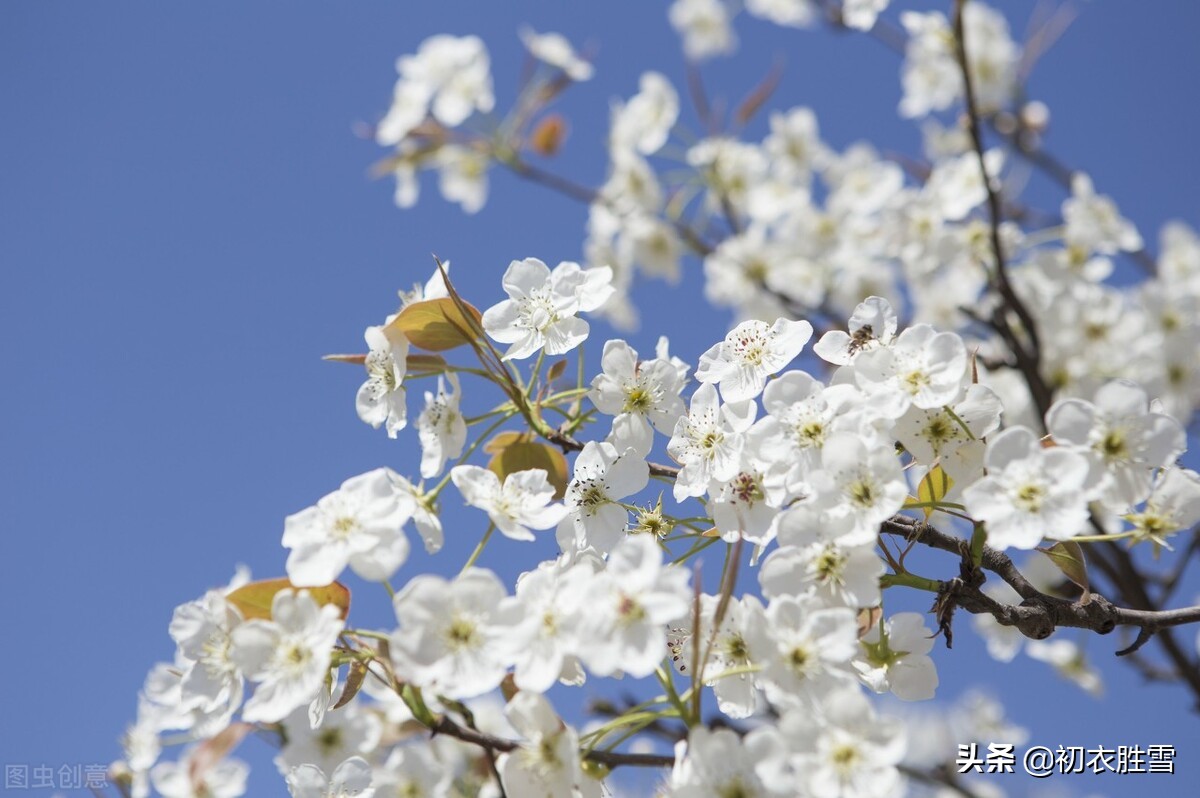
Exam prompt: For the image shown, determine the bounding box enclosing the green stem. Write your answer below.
[460,522,496,574]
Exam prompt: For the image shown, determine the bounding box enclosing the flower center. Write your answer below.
[1014,483,1046,512]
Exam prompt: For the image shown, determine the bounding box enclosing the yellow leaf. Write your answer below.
[916,465,954,520]
[226,578,350,621]
[405,353,448,375]
[386,297,483,352]
[487,437,569,500]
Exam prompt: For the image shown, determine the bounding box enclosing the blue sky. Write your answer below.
[3,2,1200,796]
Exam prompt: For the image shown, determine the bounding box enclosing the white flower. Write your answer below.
[669,0,737,61]
[696,318,814,402]
[576,535,691,677]
[854,612,938,701]
[451,465,566,542]
[706,442,788,546]
[589,339,687,457]
[963,426,1105,550]
[668,382,757,501]
[746,0,819,29]
[230,590,344,724]
[389,568,518,699]
[387,472,445,554]
[283,468,412,587]
[894,383,1002,469]
[499,693,581,798]
[150,746,248,798]
[277,704,382,775]
[1025,639,1103,696]
[667,726,789,797]
[611,72,679,155]
[416,374,467,479]
[519,27,592,81]
[436,144,489,214]
[1126,467,1200,549]
[371,746,450,798]
[759,542,884,609]
[853,324,968,417]
[356,325,408,438]
[507,555,595,692]
[284,756,374,798]
[556,441,649,553]
[168,586,245,736]
[752,595,858,709]
[681,595,769,719]
[482,258,613,360]
[842,0,890,31]
[782,688,906,798]
[795,432,909,546]
[1064,173,1143,255]
[376,35,493,144]
[813,296,898,366]
[1047,379,1185,509]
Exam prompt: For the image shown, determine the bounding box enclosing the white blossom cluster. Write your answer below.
[115,5,1200,798]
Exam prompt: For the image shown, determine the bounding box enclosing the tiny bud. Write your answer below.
[530,114,568,157]
[1021,100,1050,132]
[992,110,1018,136]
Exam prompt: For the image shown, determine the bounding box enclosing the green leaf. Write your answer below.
[387,297,483,352]
[1037,541,1092,604]
[226,578,351,621]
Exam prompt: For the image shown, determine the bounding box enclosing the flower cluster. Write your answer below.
[115,5,1200,798]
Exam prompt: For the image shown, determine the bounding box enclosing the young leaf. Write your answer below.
[487,436,569,499]
[332,660,369,710]
[387,297,483,352]
[1037,541,1092,604]
[226,578,351,621]
[915,465,954,520]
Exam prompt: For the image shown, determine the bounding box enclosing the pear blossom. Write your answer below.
[894,383,1002,469]
[794,432,909,546]
[782,688,906,798]
[1063,173,1143,255]
[575,535,691,677]
[150,747,248,798]
[746,0,818,29]
[499,693,581,798]
[519,27,592,81]
[284,756,374,798]
[669,0,737,61]
[387,471,445,554]
[696,318,814,402]
[376,34,494,145]
[371,746,451,798]
[668,383,757,501]
[482,258,613,360]
[815,296,899,365]
[589,338,687,457]
[677,595,769,719]
[842,0,890,31]
[277,704,383,775]
[1125,467,1200,549]
[416,374,467,479]
[706,444,789,546]
[963,426,1105,550]
[507,554,595,691]
[283,468,412,587]
[435,144,489,214]
[759,541,885,609]
[751,594,859,708]
[451,465,566,542]
[356,325,408,438]
[610,72,679,155]
[852,324,968,417]
[229,590,344,724]
[389,568,518,699]
[556,441,649,553]
[168,587,246,736]
[667,726,790,797]
[854,613,938,701]
[1047,379,1185,508]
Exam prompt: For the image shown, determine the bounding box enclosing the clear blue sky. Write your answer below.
[3,2,1200,796]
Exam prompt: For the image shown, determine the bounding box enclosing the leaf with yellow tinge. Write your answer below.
[914,465,954,520]
[486,434,569,500]
[1038,541,1092,604]
[226,578,350,621]
[387,297,483,352]
[405,353,448,375]
[333,660,369,711]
